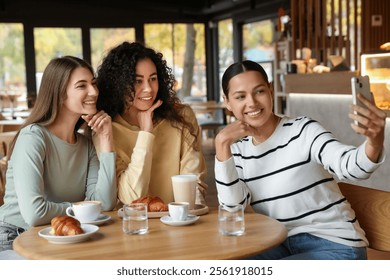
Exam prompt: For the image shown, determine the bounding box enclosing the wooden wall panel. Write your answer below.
[290,0,360,69]
[285,0,387,70]
[361,0,390,53]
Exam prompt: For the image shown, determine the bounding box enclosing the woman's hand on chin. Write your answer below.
[137,99,163,132]
[82,111,113,152]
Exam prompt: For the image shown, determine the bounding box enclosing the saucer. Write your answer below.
[80,214,111,225]
[118,204,209,219]
[160,214,199,226]
[38,224,99,244]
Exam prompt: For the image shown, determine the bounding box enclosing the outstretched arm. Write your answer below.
[349,93,387,162]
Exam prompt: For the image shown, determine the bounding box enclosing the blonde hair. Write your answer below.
[8,56,94,157]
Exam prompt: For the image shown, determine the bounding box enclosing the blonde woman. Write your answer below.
[0,56,116,255]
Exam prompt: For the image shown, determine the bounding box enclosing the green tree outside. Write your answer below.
[0,23,26,89]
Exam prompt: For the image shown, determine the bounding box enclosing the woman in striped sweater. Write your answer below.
[214,60,386,260]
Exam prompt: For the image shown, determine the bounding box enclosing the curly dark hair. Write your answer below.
[96,41,199,148]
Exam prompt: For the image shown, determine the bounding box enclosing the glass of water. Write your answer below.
[218,204,245,236]
[122,203,148,235]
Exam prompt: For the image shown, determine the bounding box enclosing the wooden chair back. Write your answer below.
[0,157,5,206]
[339,182,390,256]
[186,100,226,141]
[0,131,15,206]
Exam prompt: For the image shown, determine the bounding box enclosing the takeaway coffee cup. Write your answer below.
[171,174,197,210]
[287,63,297,74]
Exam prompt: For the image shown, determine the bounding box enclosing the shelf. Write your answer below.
[273,38,292,114]
[284,72,358,94]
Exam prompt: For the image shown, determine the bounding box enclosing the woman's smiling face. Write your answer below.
[225,70,274,129]
[63,66,98,116]
[131,58,159,111]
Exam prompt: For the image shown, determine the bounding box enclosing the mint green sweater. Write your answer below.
[0,124,116,229]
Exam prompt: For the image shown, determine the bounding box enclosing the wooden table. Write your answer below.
[0,130,17,156]
[14,209,287,260]
[1,110,30,119]
[187,101,229,125]
[0,119,24,132]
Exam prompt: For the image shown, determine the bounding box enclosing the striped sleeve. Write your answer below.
[214,156,251,207]
[308,121,384,181]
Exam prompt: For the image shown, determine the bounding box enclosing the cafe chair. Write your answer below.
[338,182,390,260]
[185,100,226,142]
[0,138,7,205]
[182,95,206,103]
[0,176,4,205]
[0,158,7,206]
[0,150,6,206]
[197,106,226,141]
[0,131,15,205]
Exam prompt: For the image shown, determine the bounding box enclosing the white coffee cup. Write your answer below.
[168,202,189,221]
[171,174,197,210]
[66,200,101,223]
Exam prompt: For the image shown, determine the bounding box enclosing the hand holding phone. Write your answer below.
[351,75,374,127]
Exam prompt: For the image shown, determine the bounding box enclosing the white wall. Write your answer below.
[287,93,390,191]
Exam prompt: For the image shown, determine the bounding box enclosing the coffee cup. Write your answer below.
[287,63,297,74]
[66,200,101,223]
[171,174,197,210]
[168,202,189,221]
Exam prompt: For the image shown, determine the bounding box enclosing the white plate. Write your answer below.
[80,214,111,225]
[117,204,209,219]
[160,214,199,226]
[38,224,99,244]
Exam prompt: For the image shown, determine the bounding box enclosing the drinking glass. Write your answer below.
[218,204,245,236]
[122,203,148,235]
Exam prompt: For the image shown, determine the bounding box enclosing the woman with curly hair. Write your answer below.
[96,41,207,206]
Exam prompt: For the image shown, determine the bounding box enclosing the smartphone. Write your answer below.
[351,75,374,127]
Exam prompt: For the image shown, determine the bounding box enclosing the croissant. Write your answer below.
[132,196,168,212]
[50,215,84,236]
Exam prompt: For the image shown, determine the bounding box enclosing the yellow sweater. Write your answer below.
[99,105,207,205]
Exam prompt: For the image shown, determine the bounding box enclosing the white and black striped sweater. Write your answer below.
[215,116,384,247]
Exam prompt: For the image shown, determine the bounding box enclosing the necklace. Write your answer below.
[252,116,281,145]
[252,136,262,145]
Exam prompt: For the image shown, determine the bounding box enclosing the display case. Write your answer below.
[361,52,390,111]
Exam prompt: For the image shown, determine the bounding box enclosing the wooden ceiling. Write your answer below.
[0,0,290,24]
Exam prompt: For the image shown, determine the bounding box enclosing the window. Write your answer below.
[0,23,27,109]
[218,19,233,100]
[34,27,82,90]
[144,23,206,101]
[90,28,135,70]
[242,19,274,82]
